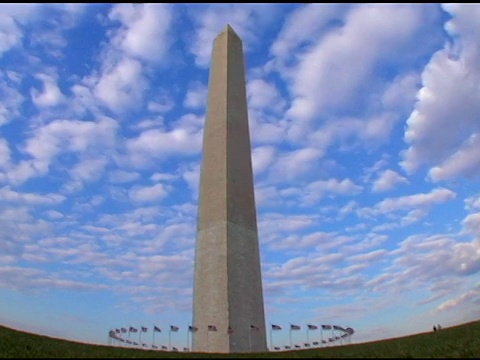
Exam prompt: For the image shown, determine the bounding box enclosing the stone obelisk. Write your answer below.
[192,24,268,353]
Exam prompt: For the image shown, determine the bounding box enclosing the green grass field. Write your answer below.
[1,320,479,358]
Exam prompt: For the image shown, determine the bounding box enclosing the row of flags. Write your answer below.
[112,324,262,334]
[109,333,188,352]
[113,324,353,334]
[271,324,351,332]
[113,325,180,334]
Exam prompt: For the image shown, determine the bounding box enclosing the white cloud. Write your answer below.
[435,284,480,313]
[372,169,409,192]
[249,110,287,145]
[9,117,117,184]
[45,210,64,219]
[401,4,480,178]
[94,57,147,113]
[70,156,108,183]
[338,200,358,218]
[462,212,480,237]
[181,161,200,200]
[429,134,480,181]
[0,14,23,56]
[247,79,286,114]
[254,184,282,208]
[286,4,429,121]
[189,4,281,67]
[0,186,65,205]
[147,97,174,114]
[347,249,388,264]
[184,82,207,109]
[0,138,11,168]
[108,170,140,184]
[464,194,480,211]
[400,208,429,227]
[108,3,172,63]
[375,187,456,214]
[129,183,169,203]
[270,3,348,60]
[31,73,66,108]
[150,172,177,182]
[270,147,323,181]
[0,71,24,126]
[69,84,99,119]
[381,71,420,111]
[302,178,363,205]
[124,127,202,168]
[252,146,276,176]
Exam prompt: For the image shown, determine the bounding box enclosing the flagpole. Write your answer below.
[269,323,272,351]
[152,324,155,347]
[186,326,189,351]
[307,327,309,344]
[169,326,172,350]
[289,325,292,348]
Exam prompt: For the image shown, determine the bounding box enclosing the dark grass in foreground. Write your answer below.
[1,320,480,358]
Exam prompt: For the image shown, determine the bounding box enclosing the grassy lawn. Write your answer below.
[1,320,479,358]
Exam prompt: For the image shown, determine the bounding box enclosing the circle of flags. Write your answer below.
[108,323,354,352]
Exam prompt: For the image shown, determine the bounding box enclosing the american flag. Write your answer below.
[304,343,310,347]
[274,346,281,350]
[129,326,138,332]
[208,325,218,331]
[121,327,127,333]
[271,324,282,330]
[152,345,158,349]
[313,341,319,345]
[132,341,138,345]
[188,325,198,332]
[183,347,189,351]
[284,345,291,349]
[290,324,301,330]
[170,325,179,332]
[307,324,318,330]
[321,325,332,330]
[141,326,148,332]
[333,325,345,331]
[161,345,168,350]
[115,328,120,333]
[126,340,132,344]
[250,324,259,331]
[172,347,178,351]
[154,325,161,332]
[294,344,301,349]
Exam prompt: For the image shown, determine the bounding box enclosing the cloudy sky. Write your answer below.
[1,3,480,351]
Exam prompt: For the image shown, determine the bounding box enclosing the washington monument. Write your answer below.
[191,25,268,353]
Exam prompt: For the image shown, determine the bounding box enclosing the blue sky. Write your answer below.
[1,3,480,351]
